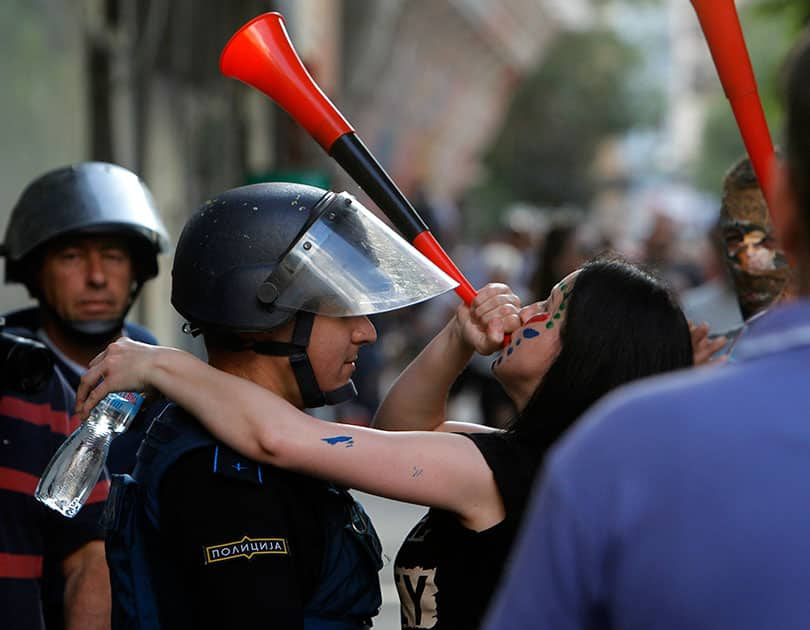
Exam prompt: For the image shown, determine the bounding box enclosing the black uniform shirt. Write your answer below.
[157,445,331,629]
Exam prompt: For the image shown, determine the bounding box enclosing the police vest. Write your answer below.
[102,402,383,629]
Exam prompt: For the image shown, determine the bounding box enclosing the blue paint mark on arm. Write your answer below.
[322,435,355,448]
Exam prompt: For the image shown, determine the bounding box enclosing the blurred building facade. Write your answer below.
[339,0,588,201]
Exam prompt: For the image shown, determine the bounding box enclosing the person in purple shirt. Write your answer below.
[484,28,810,630]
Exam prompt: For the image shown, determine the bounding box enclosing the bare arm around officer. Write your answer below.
[76,286,522,533]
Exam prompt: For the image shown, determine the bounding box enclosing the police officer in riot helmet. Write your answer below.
[0,161,169,629]
[102,182,456,629]
[1,161,169,389]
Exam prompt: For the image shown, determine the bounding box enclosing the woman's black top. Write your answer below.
[393,432,536,629]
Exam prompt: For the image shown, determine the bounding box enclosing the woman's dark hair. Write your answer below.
[508,255,693,460]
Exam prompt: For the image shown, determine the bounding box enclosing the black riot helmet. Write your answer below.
[2,162,169,289]
[172,182,456,408]
[1,162,170,343]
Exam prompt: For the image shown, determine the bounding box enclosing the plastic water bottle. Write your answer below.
[36,392,144,518]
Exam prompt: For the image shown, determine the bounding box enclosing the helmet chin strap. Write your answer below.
[36,279,143,349]
[65,318,124,343]
[250,312,357,408]
[38,299,124,347]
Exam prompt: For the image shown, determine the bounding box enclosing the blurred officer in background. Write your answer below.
[1,161,169,474]
[0,161,168,628]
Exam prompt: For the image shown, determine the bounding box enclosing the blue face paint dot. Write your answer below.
[507,347,514,355]
[523,328,540,339]
[496,357,503,365]
[515,338,522,345]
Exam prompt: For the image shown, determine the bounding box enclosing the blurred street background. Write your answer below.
[354,492,426,629]
[2,1,809,626]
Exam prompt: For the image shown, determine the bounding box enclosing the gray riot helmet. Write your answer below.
[2,162,169,288]
[172,182,456,407]
[1,162,170,342]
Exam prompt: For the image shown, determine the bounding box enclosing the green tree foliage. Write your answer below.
[755,0,810,29]
[692,1,804,192]
[473,28,655,215]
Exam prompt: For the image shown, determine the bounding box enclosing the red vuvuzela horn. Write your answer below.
[220,12,476,305]
[691,0,775,208]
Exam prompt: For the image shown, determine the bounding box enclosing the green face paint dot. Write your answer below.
[553,313,561,320]
[546,321,554,329]
[559,303,565,311]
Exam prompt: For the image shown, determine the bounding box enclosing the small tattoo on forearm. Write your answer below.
[322,435,354,448]
[411,467,423,478]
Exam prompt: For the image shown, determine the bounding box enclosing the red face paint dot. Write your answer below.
[527,314,550,325]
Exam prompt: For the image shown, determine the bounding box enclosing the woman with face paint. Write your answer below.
[75,255,693,630]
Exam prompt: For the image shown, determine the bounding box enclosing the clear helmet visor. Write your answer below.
[261,193,458,317]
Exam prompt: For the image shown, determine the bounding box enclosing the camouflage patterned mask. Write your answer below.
[719,183,791,320]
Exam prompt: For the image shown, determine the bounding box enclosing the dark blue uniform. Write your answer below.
[105,401,383,629]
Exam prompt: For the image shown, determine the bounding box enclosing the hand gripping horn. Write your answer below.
[220,12,476,304]
[691,0,776,209]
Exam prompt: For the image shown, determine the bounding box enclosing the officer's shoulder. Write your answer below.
[211,444,266,485]
[123,321,158,345]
